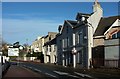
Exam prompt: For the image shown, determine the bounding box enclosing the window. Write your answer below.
[62,39,64,48]
[77,52,80,63]
[66,26,68,33]
[60,40,62,49]
[112,32,120,39]
[112,34,117,38]
[64,38,67,48]
[49,45,51,52]
[79,31,83,44]
[49,36,51,40]
[67,37,69,47]
[117,32,120,38]
[79,50,83,64]
[77,34,80,44]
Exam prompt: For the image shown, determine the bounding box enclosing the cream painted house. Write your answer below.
[43,32,57,64]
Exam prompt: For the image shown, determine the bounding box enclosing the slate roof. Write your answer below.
[44,37,56,46]
[94,16,120,36]
[77,13,92,17]
[76,12,93,20]
[66,20,77,27]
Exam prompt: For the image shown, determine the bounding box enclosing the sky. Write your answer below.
[2,2,118,45]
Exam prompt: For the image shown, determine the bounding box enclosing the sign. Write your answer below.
[8,48,19,56]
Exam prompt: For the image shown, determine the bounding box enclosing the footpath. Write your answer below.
[2,65,44,79]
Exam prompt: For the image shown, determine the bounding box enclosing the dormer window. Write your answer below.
[81,16,85,21]
[77,16,86,23]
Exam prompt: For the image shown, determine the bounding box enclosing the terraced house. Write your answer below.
[31,32,57,63]
[93,16,120,68]
[43,32,57,64]
[30,0,119,69]
[57,1,100,69]
[56,0,119,69]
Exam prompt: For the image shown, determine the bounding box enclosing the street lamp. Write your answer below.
[30,52,33,61]
[17,46,23,66]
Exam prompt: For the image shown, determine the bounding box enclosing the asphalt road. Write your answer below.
[5,62,120,79]
[19,62,93,79]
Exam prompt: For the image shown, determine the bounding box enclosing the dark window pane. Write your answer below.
[112,34,117,38]
[117,32,120,38]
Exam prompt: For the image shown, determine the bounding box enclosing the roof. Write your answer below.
[77,13,91,16]
[59,20,77,33]
[66,20,77,27]
[44,37,56,46]
[94,16,120,36]
[76,12,93,20]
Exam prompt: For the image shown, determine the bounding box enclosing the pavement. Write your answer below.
[2,65,47,79]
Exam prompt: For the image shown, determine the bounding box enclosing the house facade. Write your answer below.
[93,15,120,68]
[31,36,42,53]
[43,32,57,63]
[104,19,120,68]
[30,0,120,68]
[56,0,103,69]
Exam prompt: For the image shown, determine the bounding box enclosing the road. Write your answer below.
[19,62,93,79]
[5,61,119,79]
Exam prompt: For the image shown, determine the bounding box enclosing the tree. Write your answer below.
[2,40,10,56]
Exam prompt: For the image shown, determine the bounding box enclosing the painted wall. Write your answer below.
[105,39,119,60]
[104,39,120,68]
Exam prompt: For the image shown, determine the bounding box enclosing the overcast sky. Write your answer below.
[2,2,118,45]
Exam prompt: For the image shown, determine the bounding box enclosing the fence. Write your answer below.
[105,60,119,68]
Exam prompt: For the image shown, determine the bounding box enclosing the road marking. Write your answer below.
[34,68,42,72]
[29,66,33,69]
[54,71,79,78]
[74,72,93,78]
[54,71,68,75]
[45,73,57,78]
[67,74,79,78]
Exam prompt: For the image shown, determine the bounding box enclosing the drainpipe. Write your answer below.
[62,53,65,66]
[87,23,94,69]
[72,33,77,68]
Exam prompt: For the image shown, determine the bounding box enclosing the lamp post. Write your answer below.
[30,52,33,61]
[18,46,23,66]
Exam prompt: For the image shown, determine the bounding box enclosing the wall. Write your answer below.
[74,25,88,68]
[104,39,120,68]
[0,52,2,79]
[56,22,73,66]
[93,38,104,47]
[44,32,57,63]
